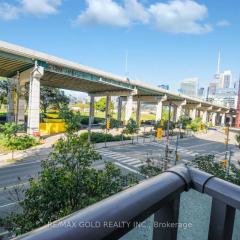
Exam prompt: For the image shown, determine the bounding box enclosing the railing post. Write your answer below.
[208,198,236,240]
[153,195,180,240]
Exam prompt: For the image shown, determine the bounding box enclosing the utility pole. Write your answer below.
[224,126,229,161]
[165,102,171,170]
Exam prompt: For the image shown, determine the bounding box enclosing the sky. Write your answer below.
[0,0,239,97]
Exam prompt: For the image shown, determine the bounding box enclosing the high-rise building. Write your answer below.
[222,70,232,88]
[198,87,205,98]
[179,78,198,97]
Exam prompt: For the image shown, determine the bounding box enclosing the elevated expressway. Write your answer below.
[0,40,230,134]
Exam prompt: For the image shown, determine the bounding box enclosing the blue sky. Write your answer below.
[0,0,239,95]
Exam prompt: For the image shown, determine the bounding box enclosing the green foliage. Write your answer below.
[139,160,162,178]
[178,116,192,129]
[4,135,38,150]
[101,118,121,130]
[79,132,130,143]
[0,79,8,108]
[236,134,240,148]
[1,134,138,235]
[95,98,114,113]
[187,117,202,132]
[123,118,139,135]
[25,85,70,114]
[0,123,37,157]
[154,120,164,130]
[0,123,24,138]
[189,155,240,186]
[59,106,82,134]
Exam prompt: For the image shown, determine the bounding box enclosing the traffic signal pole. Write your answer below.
[164,102,171,170]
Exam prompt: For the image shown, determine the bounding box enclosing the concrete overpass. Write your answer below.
[0,40,230,134]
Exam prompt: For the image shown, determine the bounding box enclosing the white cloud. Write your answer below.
[0,0,63,20]
[0,3,19,20]
[216,20,231,27]
[75,0,149,27]
[76,0,213,34]
[148,0,212,34]
[76,0,129,27]
[124,0,149,24]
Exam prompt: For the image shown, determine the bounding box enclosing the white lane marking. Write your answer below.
[0,160,41,169]
[0,201,20,208]
[114,162,141,175]
[121,159,141,164]
[134,163,147,167]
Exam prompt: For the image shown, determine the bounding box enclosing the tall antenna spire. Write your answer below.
[217,49,221,74]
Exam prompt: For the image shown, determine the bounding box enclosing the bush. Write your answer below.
[187,117,202,132]
[79,132,130,143]
[101,118,121,130]
[4,135,38,150]
[178,116,192,129]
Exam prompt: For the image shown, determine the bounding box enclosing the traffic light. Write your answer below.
[156,128,163,139]
[176,154,180,161]
[224,139,228,145]
[106,119,110,130]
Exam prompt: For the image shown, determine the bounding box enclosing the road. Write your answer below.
[0,129,238,218]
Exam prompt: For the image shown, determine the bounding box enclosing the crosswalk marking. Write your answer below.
[96,149,145,169]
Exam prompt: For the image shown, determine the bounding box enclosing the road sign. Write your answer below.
[106,119,110,130]
[156,128,163,139]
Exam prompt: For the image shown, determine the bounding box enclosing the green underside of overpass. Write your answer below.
[0,50,168,96]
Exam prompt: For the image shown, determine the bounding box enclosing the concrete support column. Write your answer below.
[17,70,31,125]
[184,108,190,117]
[136,99,141,127]
[117,97,122,122]
[156,100,163,122]
[89,95,95,125]
[191,108,197,120]
[105,96,111,119]
[172,106,177,122]
[27,66,44,134]
[176,105,182,122]
[221,113,226,126]
[202,111,208,123]
[7,78,16,122]
[211,112,217,126]
[125,95,133,123]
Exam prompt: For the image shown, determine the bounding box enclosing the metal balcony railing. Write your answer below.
[17,165,240,240]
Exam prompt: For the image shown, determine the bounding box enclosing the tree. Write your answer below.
[0,123,37,160]
[59,106,82,134]
[123,118,139,144]
[25,84,70,114]
[178,116,192,129]
[95,98,114,113]
[1,133,138,236]
[189,154,240,186]
[0,79,8,108]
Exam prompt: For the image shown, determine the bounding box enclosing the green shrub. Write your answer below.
[79,132,130,143]
[4,135,38,150]
[187,117,202,132]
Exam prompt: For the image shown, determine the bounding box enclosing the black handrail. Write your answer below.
[16,165,240,240]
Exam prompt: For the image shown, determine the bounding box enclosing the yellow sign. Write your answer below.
[157,128,163,139]
[106,119,110,130]
[224,127,229,134]
[221,159,228,167]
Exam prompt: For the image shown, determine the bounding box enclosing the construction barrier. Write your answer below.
[40,122,66,135]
